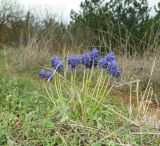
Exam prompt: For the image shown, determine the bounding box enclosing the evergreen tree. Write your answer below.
[70,0,152,53]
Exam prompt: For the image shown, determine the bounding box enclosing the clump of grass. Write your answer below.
[6,39,51,69]
[128,59,160,128]
[119,47,160,84]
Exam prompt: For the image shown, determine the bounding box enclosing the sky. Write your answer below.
[17,0,159,23]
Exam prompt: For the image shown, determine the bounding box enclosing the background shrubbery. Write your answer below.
[0,0,160,52]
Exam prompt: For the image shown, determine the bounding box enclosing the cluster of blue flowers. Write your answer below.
[39,48,121,80]
[81,48,99,68]
[39,69,53,80]
[67,55,81,69]
[90,48,99,67]
[39,56,63,80]
[51,56,63,71]
[99,52,120,77]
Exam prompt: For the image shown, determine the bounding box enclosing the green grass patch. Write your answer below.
[0,73,159,145]
[0,49,159,145]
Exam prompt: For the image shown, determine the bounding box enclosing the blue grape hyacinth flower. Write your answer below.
[107,62,121,77]
[90,48,99,61]
[67,55,81,69]
[99,56,108,69]
[105,51,116,62]
[39,69,46,78]
[99,56,117,69]
[99,51,117,69]
[90,48,99,67]
[46,71,53,80]
[99,51,121,77]
[51,56,63,71]
[81,52,92,68]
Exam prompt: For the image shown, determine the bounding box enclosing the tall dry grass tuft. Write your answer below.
[9,43,51,68]
[119,45,160,84]
[116,57,160,129]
